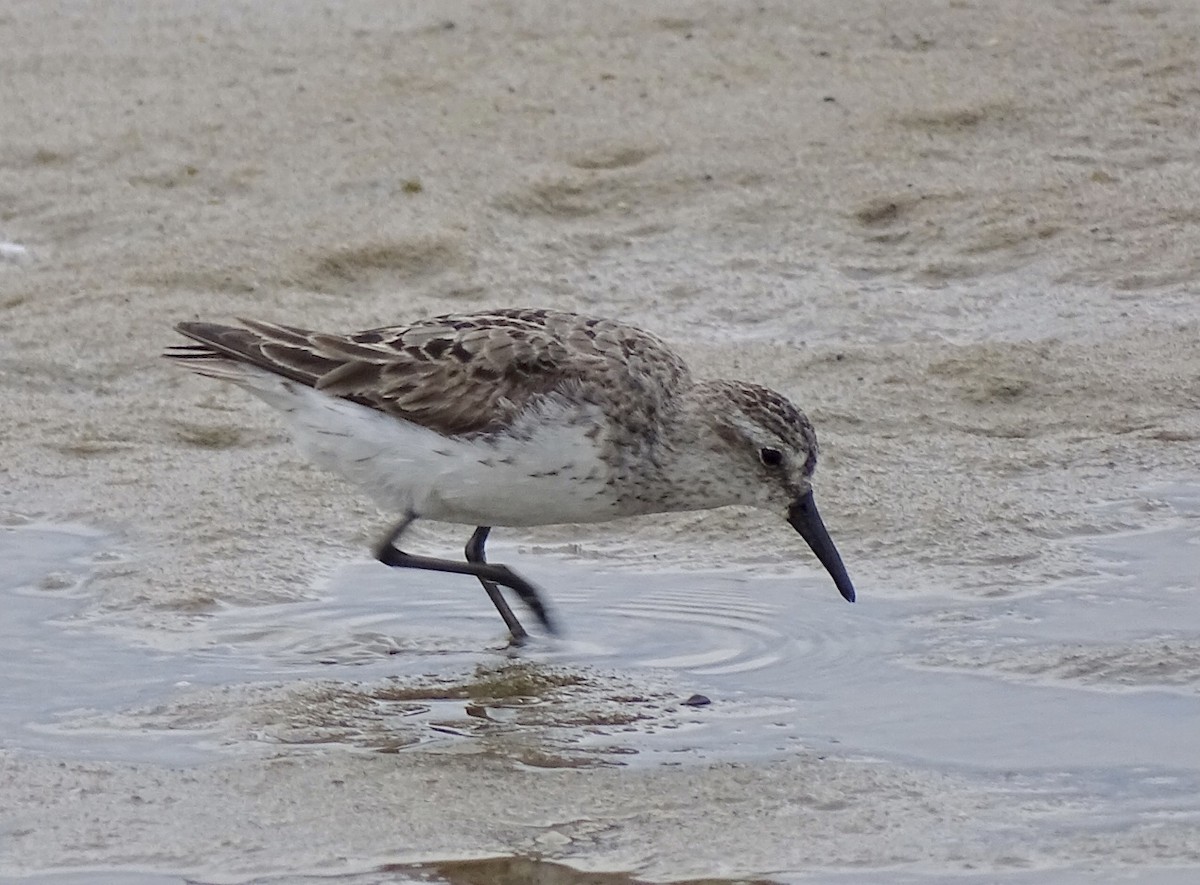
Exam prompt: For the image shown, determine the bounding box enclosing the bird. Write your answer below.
[164,308,856,644]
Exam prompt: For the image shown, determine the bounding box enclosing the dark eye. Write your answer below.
[759,447,784,467]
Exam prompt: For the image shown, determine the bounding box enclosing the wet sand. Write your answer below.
[2,0,1200,881]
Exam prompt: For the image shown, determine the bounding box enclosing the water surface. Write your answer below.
[2,484,1198,883]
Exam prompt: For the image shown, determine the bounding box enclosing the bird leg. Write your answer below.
[465,526,529,646]
[374,515,556,641]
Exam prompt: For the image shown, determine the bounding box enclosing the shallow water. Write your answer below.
[2,484,1198,882]
[1,523,115,753]
[7,488,1198,766]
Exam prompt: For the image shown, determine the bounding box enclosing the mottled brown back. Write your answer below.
[169,308,691,438]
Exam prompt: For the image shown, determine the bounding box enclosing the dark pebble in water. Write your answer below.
[682,694,711,707]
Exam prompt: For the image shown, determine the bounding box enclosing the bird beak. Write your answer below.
[787,491,856,603]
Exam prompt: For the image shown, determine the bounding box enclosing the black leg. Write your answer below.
[373,515,557,639]
[465,526,529,645]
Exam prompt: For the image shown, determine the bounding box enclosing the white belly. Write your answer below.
[243,371,618,526]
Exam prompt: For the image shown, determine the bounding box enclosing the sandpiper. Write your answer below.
[165,308,856,643]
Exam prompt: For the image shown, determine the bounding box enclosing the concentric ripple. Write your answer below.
[127,554,892,764]
[197,554,881,692]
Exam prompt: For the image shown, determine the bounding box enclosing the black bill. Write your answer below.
[787,490,856,603]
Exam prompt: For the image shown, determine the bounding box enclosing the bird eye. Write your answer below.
[759,447,784,467]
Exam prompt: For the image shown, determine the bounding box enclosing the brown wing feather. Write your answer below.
[170,309,691,438]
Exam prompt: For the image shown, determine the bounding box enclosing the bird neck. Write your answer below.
[644,380,748,512]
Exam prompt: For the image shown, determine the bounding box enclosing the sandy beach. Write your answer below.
[2,1,1199,882]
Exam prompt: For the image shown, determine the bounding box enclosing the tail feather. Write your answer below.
[165,321,327,390]
[173,321,275,364]
[236,317,314,348]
